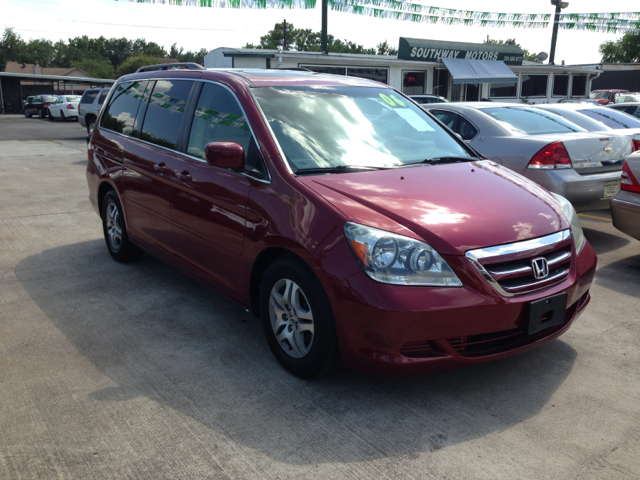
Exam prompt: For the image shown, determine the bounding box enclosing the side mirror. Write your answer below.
[204,141,245,170]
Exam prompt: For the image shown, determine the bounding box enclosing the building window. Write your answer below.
[301,65,346,75]
[346,68,388,84]
[520,74,549,97]
[553,75,569,97]
[572,75,587,97]
[433,68,449,99]
[403,72,426,94]
[490,82,517,98]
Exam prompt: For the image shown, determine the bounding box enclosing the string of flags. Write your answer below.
[111,1,640,33]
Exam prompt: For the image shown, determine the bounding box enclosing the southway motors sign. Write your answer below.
[398,38,524,66]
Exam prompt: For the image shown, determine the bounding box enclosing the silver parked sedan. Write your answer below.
[611,152,640,240]
[532,103,640,149]
[424,103,631,212]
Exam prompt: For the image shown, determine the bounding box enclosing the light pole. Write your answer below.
[549,0,569,65]
[321,0,328,54]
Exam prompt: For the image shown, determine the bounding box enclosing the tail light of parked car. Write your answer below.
[632,134,640,152]
[43,103,51,107]
[67,104,75,110]
[527,141,572,169]
[620,160,640,193]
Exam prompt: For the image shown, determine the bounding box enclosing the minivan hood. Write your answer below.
[298,161,570,255]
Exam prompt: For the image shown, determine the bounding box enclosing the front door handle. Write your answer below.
[175,170,193,182]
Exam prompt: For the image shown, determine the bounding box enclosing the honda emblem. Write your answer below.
[531,257,549,280]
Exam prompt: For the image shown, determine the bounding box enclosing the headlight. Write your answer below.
[551,193,586,253]
[343,222,463,286]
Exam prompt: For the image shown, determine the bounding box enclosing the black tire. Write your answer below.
[101,191,144,263]
[61,111,67,122]
[38,108,46,118]
[87,117,96,134]
[24,108,31,118]
[259,256,340,379]
[48,110,55,121]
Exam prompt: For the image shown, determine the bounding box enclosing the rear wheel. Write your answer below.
[24,108,31,118]
[38,108,46,118]
[60,111,66,121]
[48,110,55,121]
[101,191,144,263]
[260,256,340,379]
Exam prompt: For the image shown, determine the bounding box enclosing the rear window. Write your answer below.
[482,107,585,135]
[65,96,81,102]
[42,96,57,102]
[81,90,98,104]
[578,108,640,129]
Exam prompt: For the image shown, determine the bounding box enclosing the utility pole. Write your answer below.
[283,19,287,51]
[549,0,569,65]
[321,0,328,54]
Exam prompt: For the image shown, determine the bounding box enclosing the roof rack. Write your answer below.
[270,67,313,72]
[135,63,206,73]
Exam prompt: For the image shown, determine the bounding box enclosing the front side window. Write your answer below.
[520,75,548,97]
[482,107,585,135]
[253,86,471,172]
[187,83,266,178]
[578,108,640,129]
[101,81,147,135]
[139,80,192,149]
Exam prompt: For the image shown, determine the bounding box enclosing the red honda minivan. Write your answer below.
[86,65,597,378]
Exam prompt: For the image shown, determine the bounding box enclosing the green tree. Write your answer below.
[599,33,640,63]
[376,40,398,56]
[484,37,539,62]
[116,55,159,76]
[71,57,115,79]
[0,28,26,69]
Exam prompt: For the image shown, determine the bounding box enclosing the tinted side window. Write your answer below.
[98,90,109,105]
[187,83,266,177]
[458,116,478,140]
[431,110,457,130]
[101,81,146,135]
[140,80,192,150]
[81,90,98,104]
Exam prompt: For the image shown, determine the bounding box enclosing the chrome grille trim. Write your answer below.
[466,230,572,297]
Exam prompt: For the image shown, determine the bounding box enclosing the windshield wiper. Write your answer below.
[294,165,388,175]
[401,156,476,167]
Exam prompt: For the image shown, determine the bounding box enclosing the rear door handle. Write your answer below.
[175,170,193,182]
[154,162,170,174]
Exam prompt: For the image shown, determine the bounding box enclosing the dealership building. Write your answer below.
[205,37,600,103]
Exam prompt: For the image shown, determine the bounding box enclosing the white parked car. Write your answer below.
[48,95,82,121]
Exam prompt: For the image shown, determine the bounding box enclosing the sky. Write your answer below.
[1,0,638,64]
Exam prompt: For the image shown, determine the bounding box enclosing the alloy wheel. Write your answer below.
[269,278,315,358]
[106,202,123,252]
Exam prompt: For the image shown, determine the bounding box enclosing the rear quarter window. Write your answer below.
[100,82,147,135]
[81,90,98,104]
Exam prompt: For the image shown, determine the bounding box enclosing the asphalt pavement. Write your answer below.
[1,114,639,479]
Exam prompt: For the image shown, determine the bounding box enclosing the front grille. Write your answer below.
[466,230,574,296]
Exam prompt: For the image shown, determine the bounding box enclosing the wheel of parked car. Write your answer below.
[38,109,46,118]
[48,110,55,121]
[101,191,144,263]
[259,256,340,379]
[24,108,31,118]
[60,111,66,122]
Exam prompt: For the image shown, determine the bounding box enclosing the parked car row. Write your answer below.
[23,94,81,120]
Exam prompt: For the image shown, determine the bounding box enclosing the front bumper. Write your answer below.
[611,191,640,241]
[332,240,597,376]
[525,168,622,212]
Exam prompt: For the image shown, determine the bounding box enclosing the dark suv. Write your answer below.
[86,64,596,378]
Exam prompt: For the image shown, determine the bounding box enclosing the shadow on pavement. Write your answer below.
[15,240,577,464]
[583,227,630,255]
[595,253,640,297]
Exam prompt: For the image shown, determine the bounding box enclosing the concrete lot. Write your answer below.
[1,114,639,479]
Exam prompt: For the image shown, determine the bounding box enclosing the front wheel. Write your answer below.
[101,191,144,263]
[260,256,340,379]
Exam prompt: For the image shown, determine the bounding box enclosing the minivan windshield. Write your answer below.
[253,86,472,172]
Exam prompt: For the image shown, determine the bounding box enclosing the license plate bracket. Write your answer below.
[526,292,568,335]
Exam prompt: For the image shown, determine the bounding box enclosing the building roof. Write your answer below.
[2,62,94,78]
